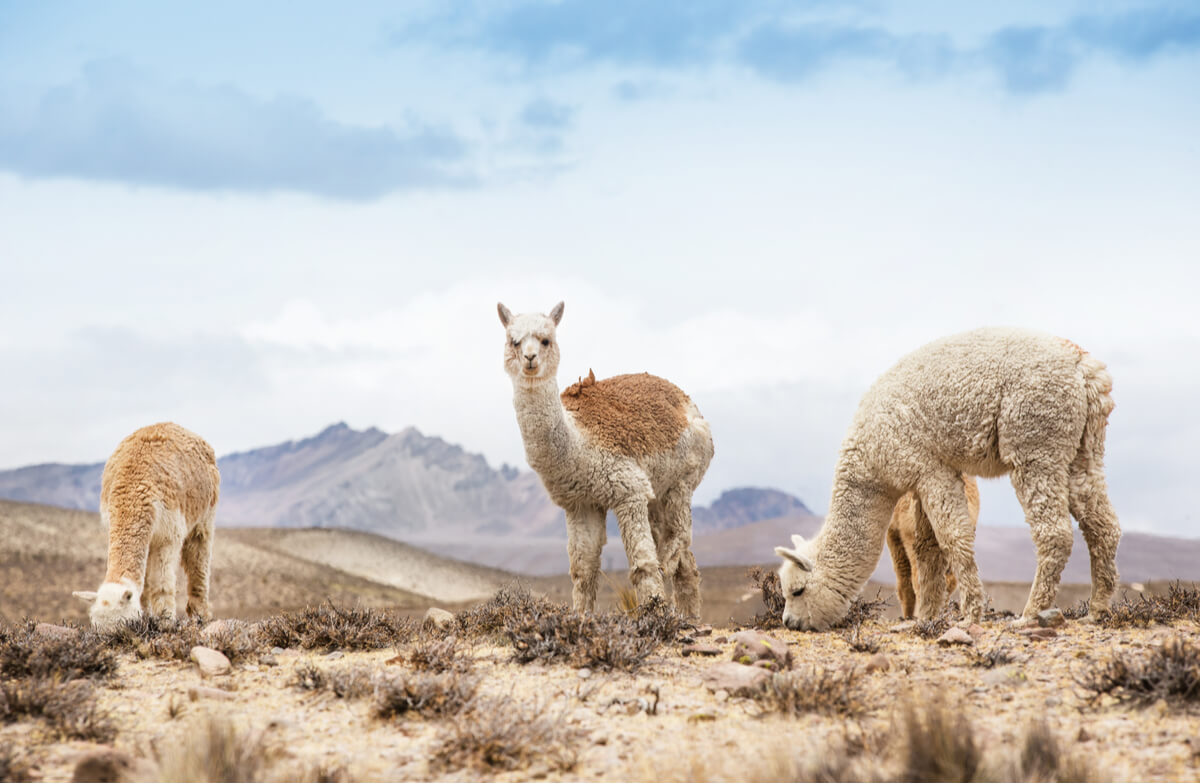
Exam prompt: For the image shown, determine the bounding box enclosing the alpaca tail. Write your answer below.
[1078,354,1115,469]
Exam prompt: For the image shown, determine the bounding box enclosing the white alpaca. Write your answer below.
[498,301,714,618]
[73,422,220,628]
[776,328,1119,630]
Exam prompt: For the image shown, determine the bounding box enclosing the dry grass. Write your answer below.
[966,643,1017,669]
[372,672,479,720]
[750,666,867,717]
[429,696,583,775]
[400,635,472,673]
[1080,636,1200,706]
[454,583,561,639]
[0,676,115,742]
[257,603,415,652]
[0,621,116,681]
[1072,582,1200,628]
[834,588,891,629]
[0,745,35,783]
[291,663,375,700]
[101,615,262,663]
[747,567,785,630]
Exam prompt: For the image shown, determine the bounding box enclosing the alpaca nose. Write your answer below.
[525,353,537,362]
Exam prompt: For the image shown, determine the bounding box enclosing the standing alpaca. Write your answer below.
[498,301,713,618]
[887,474,980,618]
[73,422,220,628]
[775,327,1119,630]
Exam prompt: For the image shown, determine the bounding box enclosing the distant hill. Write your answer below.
[0,422,808,542]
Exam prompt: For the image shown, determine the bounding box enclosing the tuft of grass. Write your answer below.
[429,697,583,775]
[0,676,116,742]
[1080,636,1200,706]
[1091,583,1200,628]
[1014,720,1095,782]
[628,596,687,643]
[100,615,261,663]
[898,698,982,781]
[454,584,560,639]
[0,745,35,783]
[912,603,958,639]
[842,621,882,654]
[257,603,414,652]
[966,644,1016,669]
[505,607,659,672]
[402,635,472,673]
[291,663,375,700]
[747,567,785,630]
[152,714,276,782]
[372,672,478,720]
[751,667,866,717]
[834,589,891,630]
[0,621,116,681]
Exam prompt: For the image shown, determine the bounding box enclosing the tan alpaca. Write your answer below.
[498,302,713,618]
[73,423,220,628]
[777,328,1120,630]
[886,474,980,618]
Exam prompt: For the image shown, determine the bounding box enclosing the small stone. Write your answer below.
[189,646,231,677]
[1037,608,1066,628]
[865,653,891,673]
[682,644,722,657]
[35,623,79,641]
[713,636,728,644]
[730,631,792,669]
[1077,727,1092,742]
[258,654,278,667]
[578,667,593,679]
[701,662,770,696]
[967,624,986,640]
[1045,696,1062,707]
[937,627,974,646]
[890,621,918,633]
[271,647,285,655]
[423,607,455,630]
[188,686,236,702]
[324,651,344,661]
[694,625,713,637]
[1018,627,1058,641]
[714,689,730,702]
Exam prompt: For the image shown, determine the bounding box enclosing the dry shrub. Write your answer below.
[1084,583,1200,628]
[100,615,261,663]
[430,697,582,775]
[0,745,35,783]
[842,623,882,654]
[748,567,785,629]
[751,667,866,717]
[1080,636,1200,706]
[0,676,115,742]
[152,714,276,782]
[834,589,891,629]
[628,596,687,642]
[967,644,1016,669]
[454,584,560,638]
[913,603,958,639]
[372,672,478,720]
[1014,720,1095,782]
[257,603,414,652]
[0,621,116,681]
[291,663,375,700]
[505,608,657,671]
[402,635,472,673]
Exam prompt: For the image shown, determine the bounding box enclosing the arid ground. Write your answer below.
[4,499,1200,782]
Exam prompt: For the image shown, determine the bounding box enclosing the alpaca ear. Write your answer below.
[549,301,564,325]
[73,591,97,603]
[775,546,814,572]
[497,303,513,327]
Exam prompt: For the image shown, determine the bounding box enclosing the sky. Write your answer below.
[1,1,1198,537]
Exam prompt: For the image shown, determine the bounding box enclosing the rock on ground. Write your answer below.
[190,645,232,677]
[730,631,792,670]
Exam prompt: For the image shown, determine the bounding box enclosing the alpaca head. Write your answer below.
[497,301,564,383]
[73,578,142,629]
[774,534,850,631]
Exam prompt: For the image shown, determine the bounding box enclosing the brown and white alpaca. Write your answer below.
[498,301,714,618]
[73,422,220,628]
[886,474,980,618]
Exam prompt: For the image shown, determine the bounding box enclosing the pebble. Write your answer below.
[258,654,278,667]
[1045,696,1062,707]
[271,646,285,655]
[714,689,730,702]
[713,636,729,644]
[890,621,918,633]
[701,662,770,695]
[937,627,974,646]
[578,667,593,679]
[694,625,714,637]
[189,646,231,677]
[967,624,986,640]
[1018,627,1058,641]
[325,651,345,660]
[1037,608,1066,628]
[423,607,456,630]
[730,631,792,669]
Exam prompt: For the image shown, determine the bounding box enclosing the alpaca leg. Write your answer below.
[143,540,178,619]
[1011,462,1073,619]
[918,471,985,623]
[648,500,674,605]
[660,486,701,620]
[566,505,606,613]
[181,516,214,620]
[1068,459,1121,619]
[887,525,917,619]
[909,495,949,619]
[614,496,665,605]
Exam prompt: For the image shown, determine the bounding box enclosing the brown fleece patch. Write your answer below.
[888,474,980,606]
[561,370,691,457]
[100,422,220,582]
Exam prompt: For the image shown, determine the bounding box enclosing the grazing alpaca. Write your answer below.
[887,474,980,618]
[73,423,220,628]
[776,327,1119,630]
[497,301,713,618]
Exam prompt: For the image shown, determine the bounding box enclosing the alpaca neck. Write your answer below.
[814,472,895,602]
[102,504,150,587]
[511,376,580,474]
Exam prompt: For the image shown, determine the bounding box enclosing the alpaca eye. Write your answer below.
[791,588,805,598]
[541,339,550,346]
[511,339,519,347]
